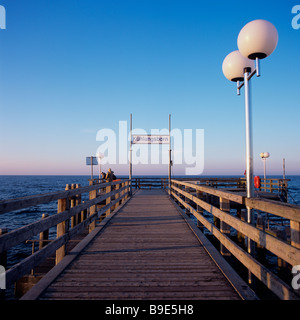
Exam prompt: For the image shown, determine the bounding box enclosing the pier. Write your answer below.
[0,177,299,300]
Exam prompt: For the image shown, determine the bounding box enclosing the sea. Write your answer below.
[0,175,299,299]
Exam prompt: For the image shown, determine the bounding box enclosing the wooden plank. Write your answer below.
[245,197,300,222]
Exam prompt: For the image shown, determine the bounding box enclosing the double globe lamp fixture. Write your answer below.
[222,19,278,284]
[222,19,278,200]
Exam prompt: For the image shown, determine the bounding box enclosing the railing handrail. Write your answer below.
[171,179,300,222]
[0,179,130,214]
[0,185,127,253]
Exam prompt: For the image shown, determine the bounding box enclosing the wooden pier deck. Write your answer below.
[21,189,256,300]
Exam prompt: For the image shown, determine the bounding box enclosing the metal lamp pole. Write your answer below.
[223,19,278,285]
[237,64,258,283]
[168,114,172,196]
[129,113,133,196]
[260,152,270,191]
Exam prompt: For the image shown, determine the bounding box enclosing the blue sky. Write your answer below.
[0,0,299,176]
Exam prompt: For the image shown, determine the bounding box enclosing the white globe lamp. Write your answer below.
[222,50,255,82]
[238,19,278,60]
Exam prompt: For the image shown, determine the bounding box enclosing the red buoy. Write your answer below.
[254,176,261,189]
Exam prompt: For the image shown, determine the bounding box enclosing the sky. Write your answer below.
[0,0,299,176]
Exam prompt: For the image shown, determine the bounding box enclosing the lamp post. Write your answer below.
[222,19,278,284]
[260,152,270,180]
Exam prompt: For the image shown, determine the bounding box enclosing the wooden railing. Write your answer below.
[0,180,130,292]
[185,177,289,198]
[170,179,300,300]
[132,177,168,189]
[259,178,289,197]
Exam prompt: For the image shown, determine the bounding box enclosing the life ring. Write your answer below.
[254,176,261,189]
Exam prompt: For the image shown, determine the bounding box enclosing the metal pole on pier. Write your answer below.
[129,113,133,196]
[169,114,172,196]
[91,156,94,180]
[243,68,255,285]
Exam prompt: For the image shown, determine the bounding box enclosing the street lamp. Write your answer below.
[260,152,270,189]
[222,19,278,283]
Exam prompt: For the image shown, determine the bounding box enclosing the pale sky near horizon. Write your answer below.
[0,0,299,176]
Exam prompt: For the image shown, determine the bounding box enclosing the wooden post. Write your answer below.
[236,208,244,243]
[0,228,8,269]
[276,227,287,271]
[105,185,111,217]
[220,198,231,256]
[120,182,125,204]
[0,228,7,299]
[39,214,49,250]
[56,189,69,265]
[270,179,274,193]
[126,181,129,200]
[185,186,190,216]
[81,201,87,222]
[115,183,120,209]
[70,184,77,228]
[76,184,81,223]
[196,190,204,232]
[291,221,300,295]
[290,220,300,249]
[89,188,97,233]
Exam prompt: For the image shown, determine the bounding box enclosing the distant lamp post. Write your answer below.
[222,19,278,284]
[96,152,104,181]
[260,152,270,185]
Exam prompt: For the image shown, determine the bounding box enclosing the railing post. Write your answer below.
[270,179,273,193]
[0,228,7,299]
[105,184,111,217]
[81,201,87,222]
[196,190,204,232]
[76,184,81,223]
[185,186,190,217]
[115,183,120,209]
[236,208,244,244]
[70,184,77,228]
[56,186,70,265]
[290,220,300,295]
[89,187,97,233]
[126,181,130,199]
[290,221,300,249]
[121,182,125,204]
[0,228,8,269]
[220,198,231,256]
[39,214,49,250]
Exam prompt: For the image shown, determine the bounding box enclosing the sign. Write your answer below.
[132,135,170,144]
[86,156,98,165]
